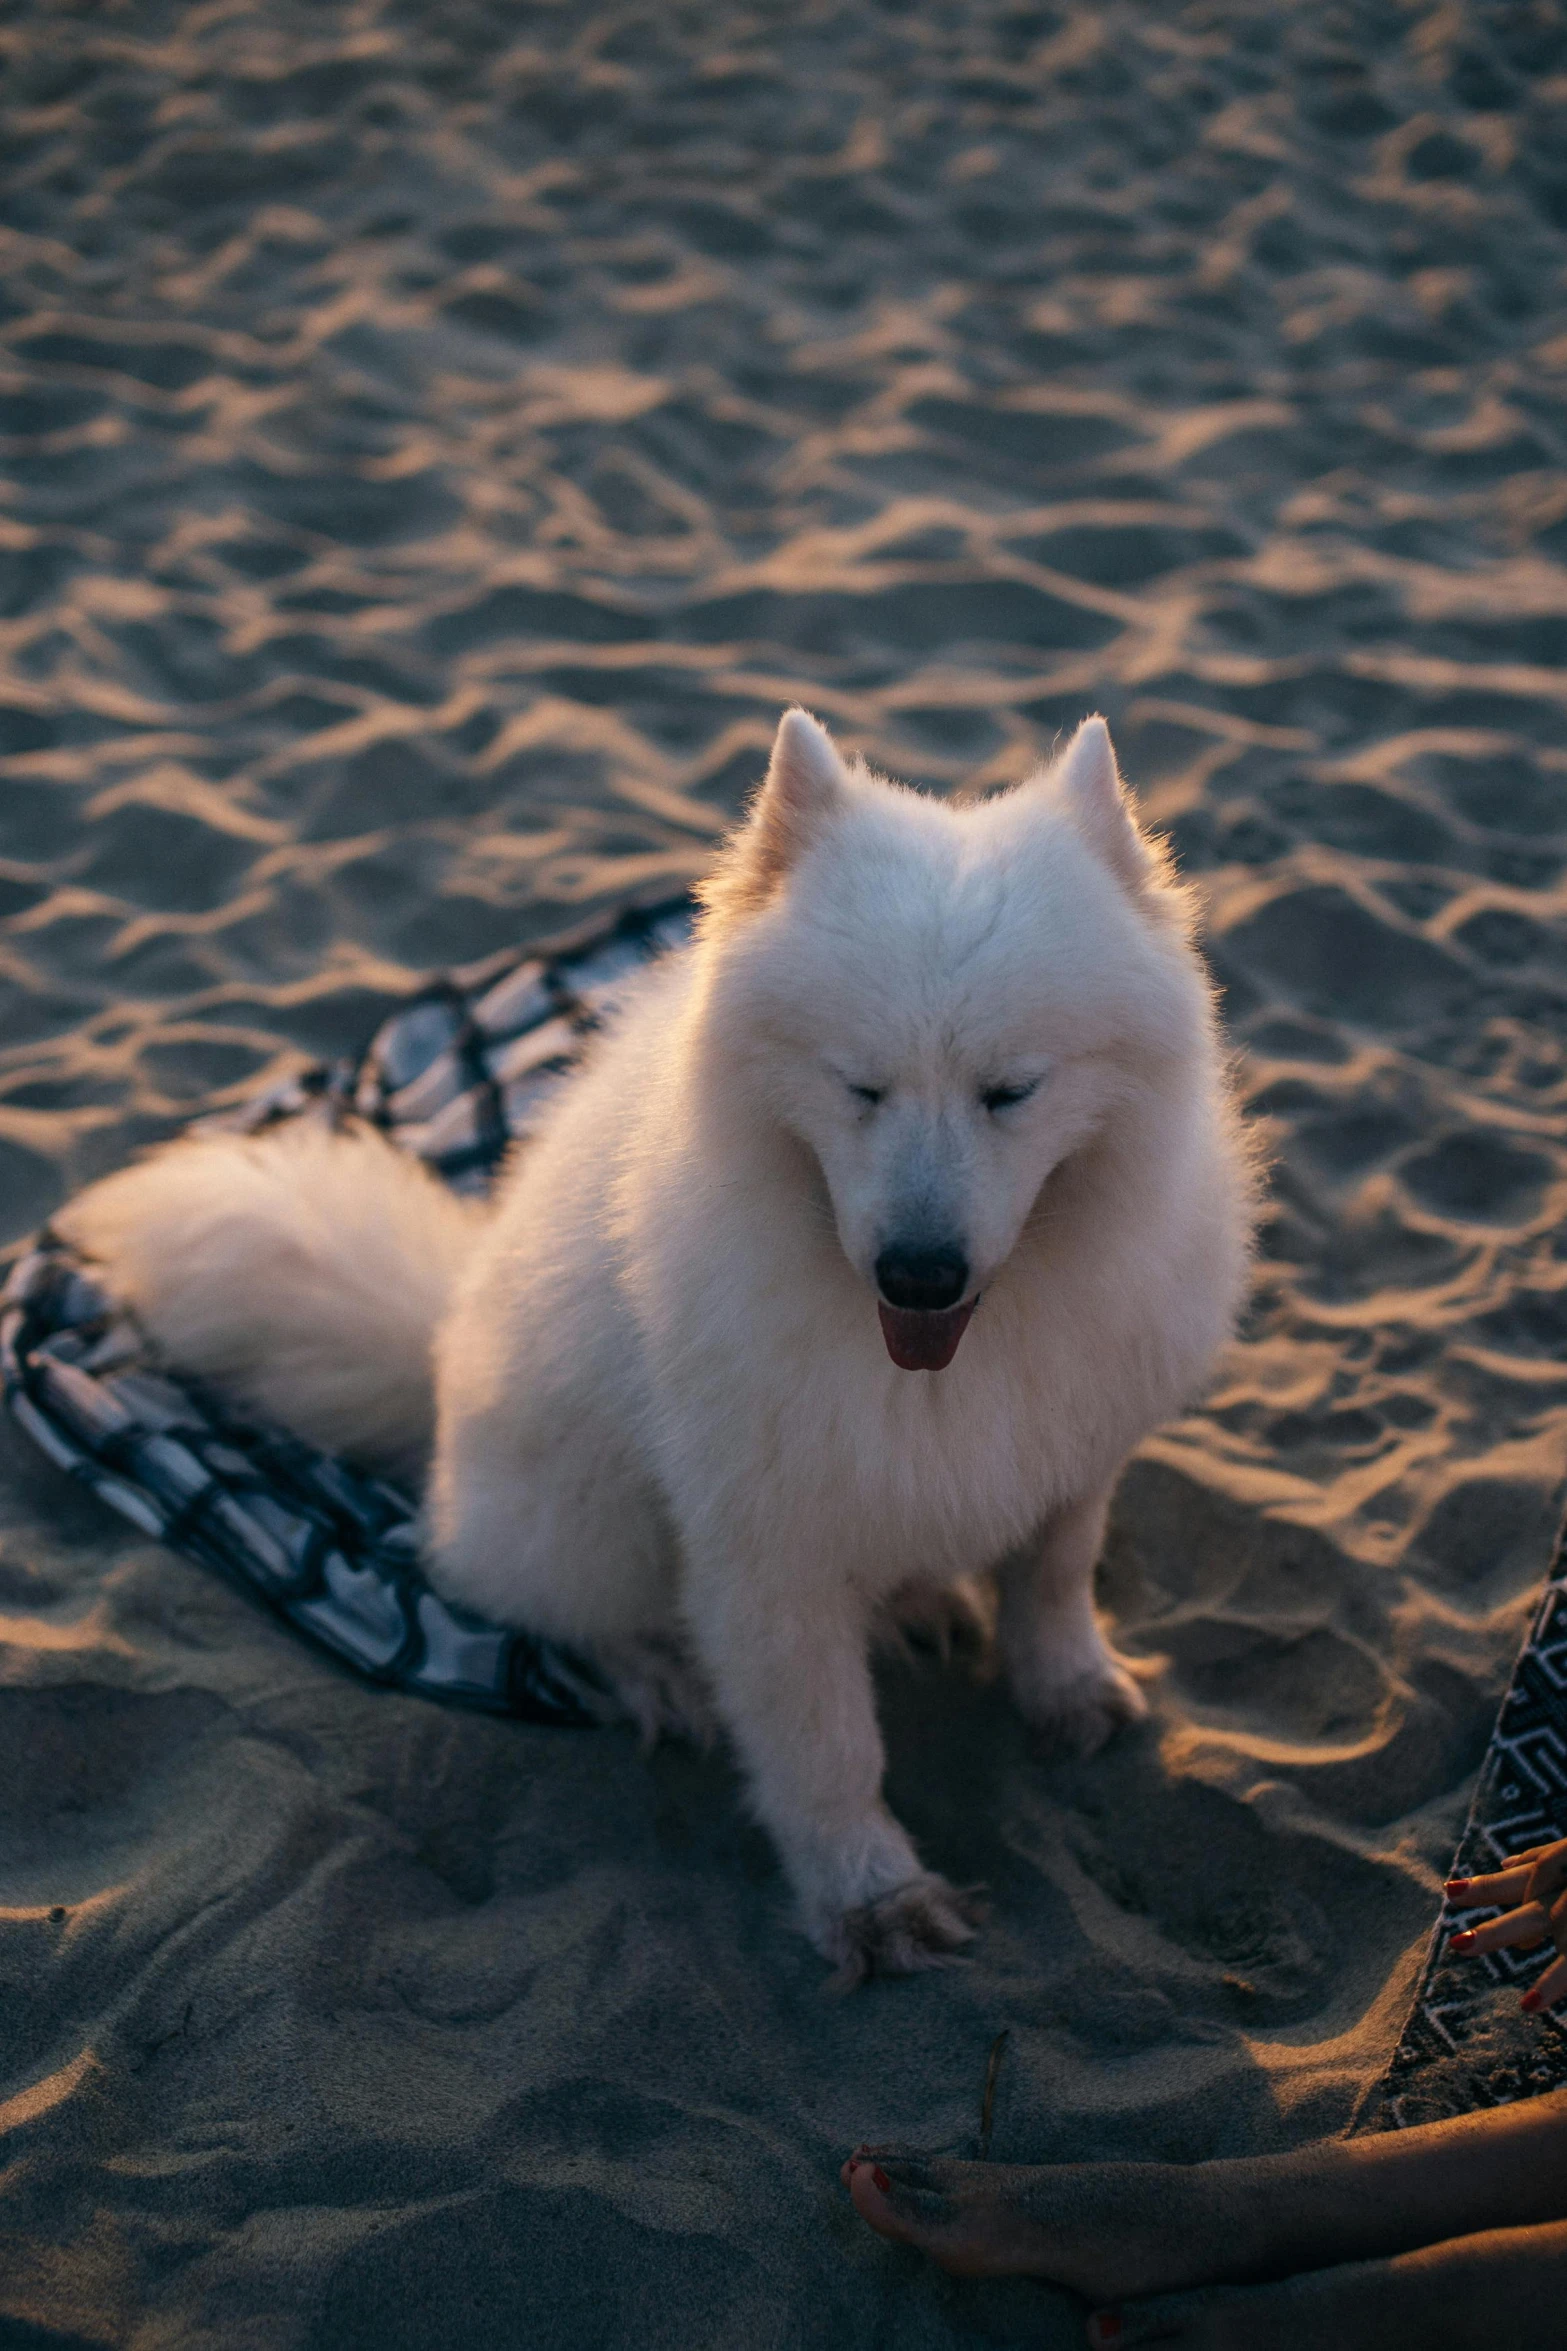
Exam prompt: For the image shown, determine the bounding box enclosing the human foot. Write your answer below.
[1084,2217,1567,2349]
[840,2150,1231,2300]
[843,2094,1567,2307]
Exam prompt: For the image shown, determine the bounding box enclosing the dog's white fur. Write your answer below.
[62,712,1258,1981]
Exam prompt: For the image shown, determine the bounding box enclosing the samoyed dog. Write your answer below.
[63,710,1257,1983]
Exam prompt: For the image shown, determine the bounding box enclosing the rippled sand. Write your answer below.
[3,3,1567,2345]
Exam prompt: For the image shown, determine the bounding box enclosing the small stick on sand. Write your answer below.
[978,2029,1009,2159]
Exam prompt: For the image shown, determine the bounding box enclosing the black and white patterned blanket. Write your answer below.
[1,892,694,1728]
[6,884,1565,2116]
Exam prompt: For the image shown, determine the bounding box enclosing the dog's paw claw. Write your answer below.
[1020,1659,1148,1758]
[822,1876,986,1992]
[876,1575,993,1665]
[595,1632,720,1749]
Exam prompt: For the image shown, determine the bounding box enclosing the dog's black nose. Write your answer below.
[875,1244,969,1313]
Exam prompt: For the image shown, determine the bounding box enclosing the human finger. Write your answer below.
[1452,1836,1567,1891]
[1448,1903,1549,1958]
[1502,1840,1566,1869]
[1445,1864,1536,1910]
[1524,1848,1567,1909]
[1522,1953,1567,2014]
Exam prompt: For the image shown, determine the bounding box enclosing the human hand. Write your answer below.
[1446,1838,1567,2013]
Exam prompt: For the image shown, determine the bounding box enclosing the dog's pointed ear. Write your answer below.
[699,708,849,925]
[753,706,847,872]
[1051,717,1154,890]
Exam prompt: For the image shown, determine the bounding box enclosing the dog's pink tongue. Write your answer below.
[878,1299,976,1372]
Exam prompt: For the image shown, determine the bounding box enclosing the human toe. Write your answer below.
[1088,2291,1210,2346]
[846,2156,915,2241]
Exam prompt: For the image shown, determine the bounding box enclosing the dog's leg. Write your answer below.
[996,1485,1148,1756]
[682,1559,982,1986]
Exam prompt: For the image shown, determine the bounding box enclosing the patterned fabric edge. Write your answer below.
[1367,1506,1567,2127]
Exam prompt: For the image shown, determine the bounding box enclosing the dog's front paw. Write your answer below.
[821,1876,986,1993]
[1016,1655,1148,1758]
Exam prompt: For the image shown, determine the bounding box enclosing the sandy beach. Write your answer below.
[3,1,1567,2343]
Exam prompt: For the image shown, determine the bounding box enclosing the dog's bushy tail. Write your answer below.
[59,1120,485,1485]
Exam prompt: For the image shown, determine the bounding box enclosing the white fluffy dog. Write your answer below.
[64,711,1257,1981]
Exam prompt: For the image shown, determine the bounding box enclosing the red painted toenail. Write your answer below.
[1522,1988,1543,2013]
[871,2166,891,2193]
[1448,1929,1476,1952]
[1444,1878,1470,1895]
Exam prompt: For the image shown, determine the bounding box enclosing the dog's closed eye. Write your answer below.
[847,1082,885,1108]
[980,1078,1041,1114]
